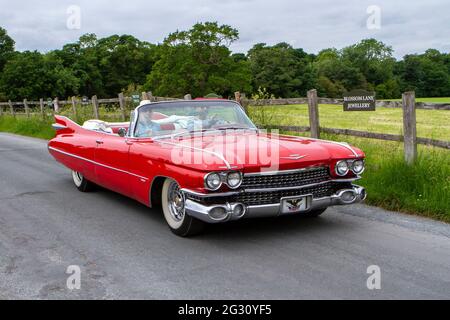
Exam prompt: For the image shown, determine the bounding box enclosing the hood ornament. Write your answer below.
[281,154,308,160]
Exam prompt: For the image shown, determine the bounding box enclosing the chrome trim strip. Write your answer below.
[52,123,67,130]
[308,138,359,157]
[157,140,232,169]
[181,188,240,198]
[243,166,327,177]
[48,146,149,181]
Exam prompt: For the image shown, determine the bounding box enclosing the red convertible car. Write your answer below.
[48,99,366,236]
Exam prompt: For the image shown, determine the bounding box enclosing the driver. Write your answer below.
[135,110,160,137]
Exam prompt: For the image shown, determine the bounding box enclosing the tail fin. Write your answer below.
[52,115,80,134]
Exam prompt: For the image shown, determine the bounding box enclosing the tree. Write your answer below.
[397,50,450,97]
[314,48,366,97]
[0,51,79,100]
[248,43,315,97]
[145,22,251,97]
[341,39,395,86]
[0,26,15,72]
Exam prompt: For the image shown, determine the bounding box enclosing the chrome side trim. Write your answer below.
[157,140,232,169]
[52,123,68,130]
[48,146,149,181]
[181,188,240,198]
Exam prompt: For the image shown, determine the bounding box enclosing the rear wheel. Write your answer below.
[71,170,95,192]
[161,179,205,237]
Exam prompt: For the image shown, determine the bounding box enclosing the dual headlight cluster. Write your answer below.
[335,159,365,176]
[204,171,242,191]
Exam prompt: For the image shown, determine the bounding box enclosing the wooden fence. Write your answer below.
[235,90,450,164]
[0,92,180,121]
[0,90,449,163]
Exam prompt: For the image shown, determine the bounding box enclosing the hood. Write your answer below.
[156,131,364,173]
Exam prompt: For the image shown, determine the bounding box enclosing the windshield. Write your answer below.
[134,100,256,138]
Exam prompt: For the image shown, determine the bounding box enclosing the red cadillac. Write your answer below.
[48,99,366,236]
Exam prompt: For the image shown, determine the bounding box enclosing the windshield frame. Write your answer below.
[128,99,257,139]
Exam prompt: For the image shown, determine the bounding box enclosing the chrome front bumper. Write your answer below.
[183,185,367,224]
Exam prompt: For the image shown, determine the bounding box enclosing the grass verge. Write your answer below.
[0,116,54,139]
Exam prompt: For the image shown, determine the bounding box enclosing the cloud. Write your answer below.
[0,0,449,58]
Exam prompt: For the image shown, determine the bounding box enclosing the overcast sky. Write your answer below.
[1,0,449,58]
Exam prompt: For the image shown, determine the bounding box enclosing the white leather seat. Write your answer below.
[82,120,113,133]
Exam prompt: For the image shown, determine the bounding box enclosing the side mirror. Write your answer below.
[118,128,127,137]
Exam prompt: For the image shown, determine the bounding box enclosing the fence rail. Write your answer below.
[244,97,450,110]
[0,91,449,158]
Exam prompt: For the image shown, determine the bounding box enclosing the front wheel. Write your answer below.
[161,179,205,237]
[71,170,95,192]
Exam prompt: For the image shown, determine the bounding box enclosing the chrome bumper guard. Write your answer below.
[183,184,367,224]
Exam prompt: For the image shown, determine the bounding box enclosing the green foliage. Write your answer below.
[0,26,15,71]
[0,116,54,139]
[0,51,80,100]
[0,24,450,100]
[248,43,315,97]
[145,22,251,98]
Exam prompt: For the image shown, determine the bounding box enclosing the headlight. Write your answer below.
[226,172,242,189]
[335,160,349,176]
[205,173,222,190]
[351,160,365,174]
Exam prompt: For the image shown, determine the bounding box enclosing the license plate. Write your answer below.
[281,195,311,214]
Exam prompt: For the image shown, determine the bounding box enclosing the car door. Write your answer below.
[94,132,132,197]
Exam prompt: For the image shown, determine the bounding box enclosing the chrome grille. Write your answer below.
[191,182,353,206]
[242,167,330,189]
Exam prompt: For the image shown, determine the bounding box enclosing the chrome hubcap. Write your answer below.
[72,171,83,186]
[168,182,185,222]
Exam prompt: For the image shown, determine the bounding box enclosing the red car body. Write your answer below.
[48,99,366,235]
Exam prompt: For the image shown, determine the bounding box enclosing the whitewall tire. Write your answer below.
[71,170,95,192]
[161,178,205,237]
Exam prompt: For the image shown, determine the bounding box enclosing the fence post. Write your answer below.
[40,98,45,120]
[402,91,417,165]
[147,91,154,102]
[24,99,30,118]
[184,94,192,100]
[118,92,126,121]
[71,96,78,120]
[307,89,320,139]
[9,100,15,117]
[234,91,249,114]
[141,92,150,101]
[0,103,2,117]
[92,95,99,119]
[54,97,59,114]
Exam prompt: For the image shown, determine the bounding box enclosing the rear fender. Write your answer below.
[52,115,80,135]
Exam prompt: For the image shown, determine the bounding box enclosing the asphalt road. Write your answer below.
[0,132,449,300]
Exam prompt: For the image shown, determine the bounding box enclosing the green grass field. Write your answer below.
[249,104,450,141]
